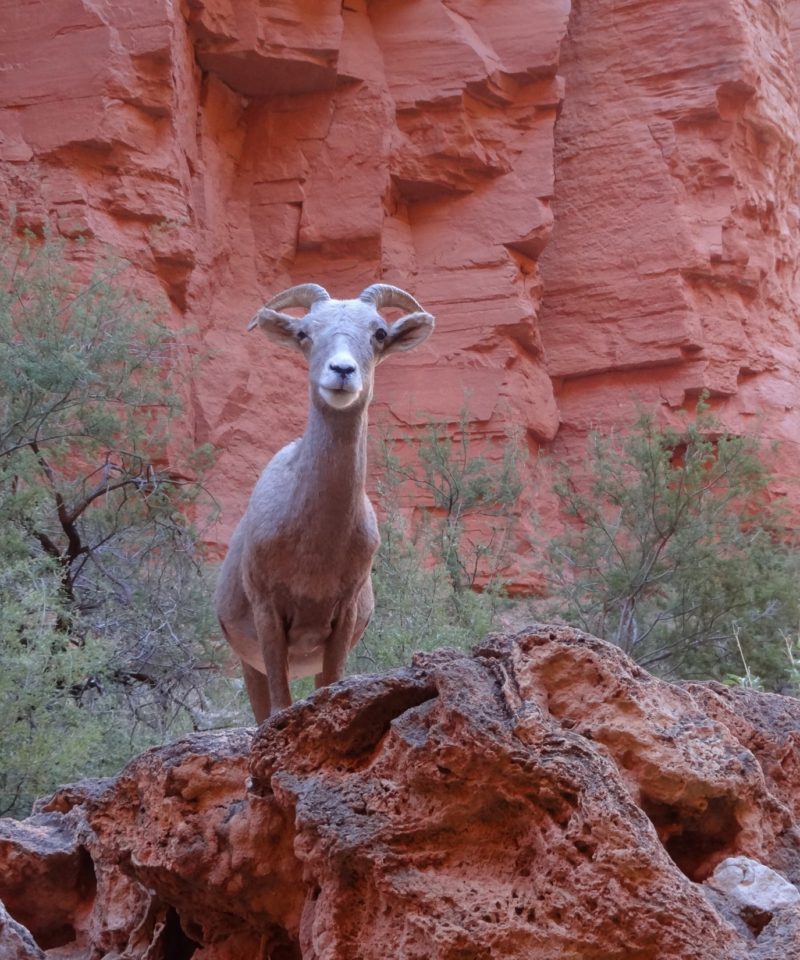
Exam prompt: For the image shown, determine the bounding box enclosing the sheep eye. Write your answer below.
[374,328,388,343]
[296,330,309,343]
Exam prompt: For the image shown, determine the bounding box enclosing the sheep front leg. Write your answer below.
[317,601,357,690]
[253,602,292,715]
[241,661,271,724]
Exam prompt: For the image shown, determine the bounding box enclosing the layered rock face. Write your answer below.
[539,0,800,509]
[2,625,799,959]
[1,0,800,562]
[0,0,567,573]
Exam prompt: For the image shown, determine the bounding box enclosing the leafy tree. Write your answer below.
[543,400,800,688]
[0,231,244,816]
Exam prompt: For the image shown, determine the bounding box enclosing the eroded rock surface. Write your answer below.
[0,900,46,960]
[706,857,800,934]
[1,625,798,959]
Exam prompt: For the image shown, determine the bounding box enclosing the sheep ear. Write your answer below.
[382,311,435,357]
[248,308,304,350]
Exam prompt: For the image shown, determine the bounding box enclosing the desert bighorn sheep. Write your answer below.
[215,282,435,720]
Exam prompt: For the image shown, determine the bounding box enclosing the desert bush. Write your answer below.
[0,232,245,816]
[542,399,800,689]
[351,412,523,673]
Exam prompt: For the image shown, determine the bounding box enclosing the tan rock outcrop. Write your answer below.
[1,626,799,959]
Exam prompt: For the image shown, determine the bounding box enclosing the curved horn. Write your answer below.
[358,283,424,314]
[265,283,331,311]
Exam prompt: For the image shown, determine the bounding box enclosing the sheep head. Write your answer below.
[249,283,435,412]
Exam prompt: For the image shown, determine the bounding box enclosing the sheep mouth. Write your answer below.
[319,385,361,409]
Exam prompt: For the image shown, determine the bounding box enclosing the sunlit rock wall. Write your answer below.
[539,0,800,511]
[2,0,800,585]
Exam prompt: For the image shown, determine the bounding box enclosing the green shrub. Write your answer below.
[351,412,523,673]
[542,399,800,689]
[0,231,246,816]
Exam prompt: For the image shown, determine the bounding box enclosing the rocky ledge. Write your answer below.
[1,625,799,959]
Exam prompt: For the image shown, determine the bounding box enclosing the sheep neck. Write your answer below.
[294,401,368,521]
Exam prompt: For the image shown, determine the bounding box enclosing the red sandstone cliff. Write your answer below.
[2,625,799,958]
[0,0,565,575]
[4,0,799,580]
[539,0,800,516]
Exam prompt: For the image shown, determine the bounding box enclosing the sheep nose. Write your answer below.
[329,361,356,377]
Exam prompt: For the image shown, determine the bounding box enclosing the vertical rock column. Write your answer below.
[539,0,800,500]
